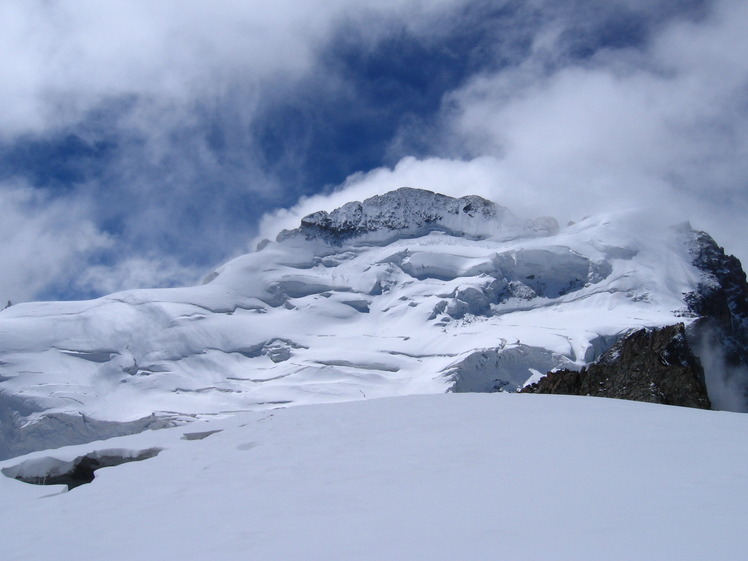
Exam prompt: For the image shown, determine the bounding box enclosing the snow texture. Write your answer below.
[1,393,746,561]
[0,187,746,560]
[0,188,737,458]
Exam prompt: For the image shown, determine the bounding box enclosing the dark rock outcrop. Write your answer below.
[684,230,748,342]
[278,188,503,245]
[276,187,559,245]
[522,324,711,409]
[682,228,748,410]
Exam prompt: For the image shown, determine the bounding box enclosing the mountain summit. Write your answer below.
[277,187,558,244]
[0,188,746,458]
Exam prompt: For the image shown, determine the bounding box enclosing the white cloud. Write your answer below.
[0,184,110,303]
[0,0,462,138]
[3,0,747,299]
[258,0,748,266]
[0,0,470,300]
[446,0,748,262]
[73,256,206,296]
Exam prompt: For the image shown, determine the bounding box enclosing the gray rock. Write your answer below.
[277,187,518,245]
[523,324,711,409]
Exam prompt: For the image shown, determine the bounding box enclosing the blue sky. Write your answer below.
[1,0,746,303]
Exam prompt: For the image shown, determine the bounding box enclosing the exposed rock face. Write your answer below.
[277,187,559,245]
[684,229,748,362]
[522,324,711,409]
[290,188,499,244]
[682,228,748,409]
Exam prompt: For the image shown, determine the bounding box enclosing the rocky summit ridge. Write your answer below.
[277,187,559,245]
[0,187,747,459]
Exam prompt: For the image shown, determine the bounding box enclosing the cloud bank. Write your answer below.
[0,0,746,302]
[0,0,461,301]
[259,0,748,267]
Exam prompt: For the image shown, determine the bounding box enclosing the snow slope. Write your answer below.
[0,188,728,457]
[1,393,746,561]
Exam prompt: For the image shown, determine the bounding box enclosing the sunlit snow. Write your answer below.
[1,393,746,560]
[0,191,713,457]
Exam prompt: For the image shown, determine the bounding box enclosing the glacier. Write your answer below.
[0,187,745,458]
[2,187,748,561]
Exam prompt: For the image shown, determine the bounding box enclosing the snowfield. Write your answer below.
[1,188,730,458]
[1,188,746,560]
[1,392,747,561]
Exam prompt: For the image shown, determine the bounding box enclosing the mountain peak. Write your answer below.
[277,187,558,245]
[2,188,748,460]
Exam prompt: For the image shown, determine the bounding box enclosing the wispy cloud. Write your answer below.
[261,0,748,266]
[0,182,110,303]
[1,0,745,301]
[0,0,468,300]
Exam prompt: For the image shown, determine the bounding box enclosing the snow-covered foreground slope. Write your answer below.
[1,188,746,458]
[1,393,746,561]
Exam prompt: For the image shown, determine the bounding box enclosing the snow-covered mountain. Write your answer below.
[0,187,746,459]
[2,187,748,560]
